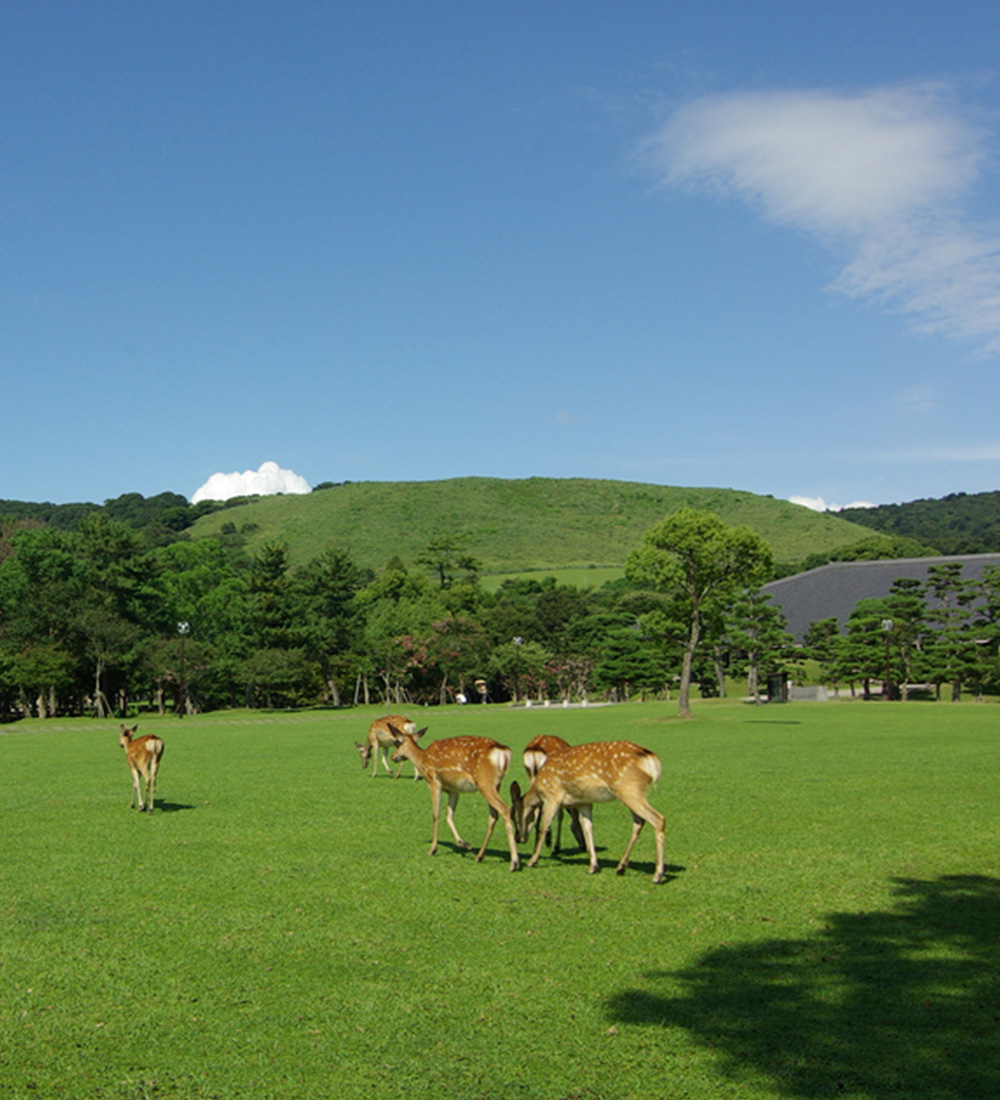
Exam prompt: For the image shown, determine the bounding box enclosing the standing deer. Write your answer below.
[389,726,520,871]
[355,715,421,778]
[118,724,164,814]
[522,734,585,855]
[510,740,665,883]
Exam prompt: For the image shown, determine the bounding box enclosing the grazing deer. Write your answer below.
[118,724,164,814]
[510,740,665,883]
[355,715,421,778]
[522,734,585,855]
[389,726,520,871]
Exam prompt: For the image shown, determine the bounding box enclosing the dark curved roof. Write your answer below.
[762,554,1000,641]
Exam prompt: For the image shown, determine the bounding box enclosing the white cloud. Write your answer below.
[646,83,1000,352]
[790,495,876,513]
[191,461,311,504]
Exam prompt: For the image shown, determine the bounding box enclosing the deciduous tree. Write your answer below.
[625,509,773,717]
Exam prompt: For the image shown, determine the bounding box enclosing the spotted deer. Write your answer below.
[355,715,421,778]
[522,734,585,855]
[118,724,164,814]
[510,740,665,882]
[389,726,520,871]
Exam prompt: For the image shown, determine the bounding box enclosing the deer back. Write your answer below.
[398,733,511,792]
[119,724,163,770]
[534,740,660,805]
[522,734,572,779]
[371,714,415,745]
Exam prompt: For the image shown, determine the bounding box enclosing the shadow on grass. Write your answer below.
[607,874,1000,1099]
[491,839,685,883]
[153,801,196,813]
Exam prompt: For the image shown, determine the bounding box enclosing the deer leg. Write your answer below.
[427,778,444,855]
[616,812,646,875]
[476,805,499,862]
[147,761,158,814]
[568,808,586,851]
[130,766,144,810]
[444,791,471,849]
[576,806,600,874]
[617,798,666,881]
[478,788,520,871]
[527,799,561,868]
[500,808,520,872]
[551,807,563,853]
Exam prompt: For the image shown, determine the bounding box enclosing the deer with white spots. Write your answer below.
[510,740,665,883]
[521,734,585,855]
[389,726,520,871]
[118,724,164,814]
[354,715,420,778]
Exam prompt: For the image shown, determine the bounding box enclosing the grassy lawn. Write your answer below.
[2,699,998,1099]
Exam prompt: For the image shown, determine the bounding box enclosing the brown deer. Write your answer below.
[118,724,164,814]
[510,740,665,882]
[389,726,520,871]
[522,734,585,855]
[354,715,421,778]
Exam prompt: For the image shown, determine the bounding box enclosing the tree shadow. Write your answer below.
[606,875,1000,1099]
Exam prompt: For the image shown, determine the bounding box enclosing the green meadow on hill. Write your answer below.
[189,477,873,575]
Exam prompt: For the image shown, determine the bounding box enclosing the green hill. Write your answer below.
[188,477,874,577]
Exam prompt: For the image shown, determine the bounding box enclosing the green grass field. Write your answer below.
[2,700,998,1099]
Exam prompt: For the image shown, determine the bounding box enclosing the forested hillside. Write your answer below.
[841,490,1000,555]
[0,492,227,547]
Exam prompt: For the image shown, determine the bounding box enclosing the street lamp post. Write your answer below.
[178,621,191,717]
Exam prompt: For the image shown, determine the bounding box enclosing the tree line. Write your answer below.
[805,562,1000,701]
[2,505,998,721]
[0,509,779,718]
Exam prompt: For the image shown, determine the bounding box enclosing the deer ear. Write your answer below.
[510,780,522,803]
[414,727,428,740]
[386,724,402,738]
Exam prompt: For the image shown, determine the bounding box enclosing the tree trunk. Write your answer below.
[747,662,760,704]
[678,616,700,718]
[713,645,727,698]
[94,659,108,719]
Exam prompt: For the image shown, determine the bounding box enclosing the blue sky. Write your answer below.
[4,1,1000,510]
